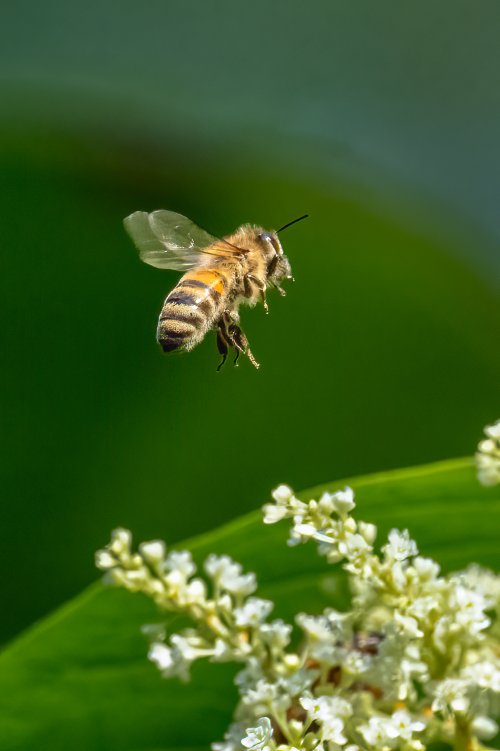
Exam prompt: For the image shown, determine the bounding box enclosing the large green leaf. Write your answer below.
[0,459,498,750]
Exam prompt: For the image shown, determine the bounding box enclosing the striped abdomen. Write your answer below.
[157,268,228,353]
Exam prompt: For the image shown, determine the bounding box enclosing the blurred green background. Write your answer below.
[1,1,499,645]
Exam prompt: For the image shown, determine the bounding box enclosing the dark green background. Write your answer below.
[1,1,499,644]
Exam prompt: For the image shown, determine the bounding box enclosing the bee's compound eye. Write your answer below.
[260,231,283,256]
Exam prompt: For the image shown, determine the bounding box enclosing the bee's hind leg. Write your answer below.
[229,324,260,369]
[216,328,229,372]
[221,311,260,370]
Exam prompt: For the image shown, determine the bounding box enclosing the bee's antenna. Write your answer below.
[276,214,309,234]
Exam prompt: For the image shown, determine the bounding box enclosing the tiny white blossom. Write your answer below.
[148,639,192,681]
[342,648,371,677]
[259,620,292,650]
[300,695,352,719]
[358,521,377,545]
[360,715,399,746]
[471,716,499,740]
[452,586,490,635]
[432,678,469,714]
[229,572,257,597]
[407,595,438,621]
[331,486,356,514]
[234,598,273,627]
[300,696,349,744]
[185,577,207,603]
[322,716,347,745]
[459,564,500,605]
[241,717,273,749]
[139,540,166,565]
[272,485,295,503]
[262,503,288,524]
[340,533,370,558]
[294,522,321,539]
[413,556,440,580]
[476,420,500,485]
[318,491,335,514]
[476,451,500,486]
[165,550,196,578]
[389,710,426,740]
[148,642,173,671]
[485,419,500,440]
[296,613,336,642]
[246,679,292,714]
[283,653,301,670]
[338,534,371,572]
[383,529,418,561]
[204,554,236,582]
[462,660,500,691]
[204,555,257,596]
[109,527,132,555]
[263,485,304,524]
[95,549,115,569]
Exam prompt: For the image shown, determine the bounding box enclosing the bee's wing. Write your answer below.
[124,209,245,271]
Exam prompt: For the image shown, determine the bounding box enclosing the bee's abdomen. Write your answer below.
[157,269,227,353]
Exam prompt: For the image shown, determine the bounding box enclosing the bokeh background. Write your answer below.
[1,1,499,645]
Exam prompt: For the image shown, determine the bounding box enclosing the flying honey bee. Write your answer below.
[124,209,308,369]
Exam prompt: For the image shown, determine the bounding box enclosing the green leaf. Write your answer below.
[0,459,498,750]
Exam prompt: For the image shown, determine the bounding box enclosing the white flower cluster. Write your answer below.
[477,420,500,486]
[96,486,500,751]
[95,530,278,681]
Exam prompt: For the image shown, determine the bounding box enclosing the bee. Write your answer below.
[124,209,307,369]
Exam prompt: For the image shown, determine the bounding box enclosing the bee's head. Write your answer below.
[257,230,292,284]
[255,215,307,285]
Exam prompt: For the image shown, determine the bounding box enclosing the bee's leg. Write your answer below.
[267,255,279,276]
[222,309,240,327]
[216,327,229,371]
[269,254,293,290]
[233,349,241,366]
[228,323,260,370]
[267,256,290,296]
[244,273,268,313]
[220,311,259,369]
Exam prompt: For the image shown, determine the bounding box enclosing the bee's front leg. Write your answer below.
[244,273,268,313]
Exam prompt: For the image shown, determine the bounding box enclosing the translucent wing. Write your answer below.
[124,209,244,271]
